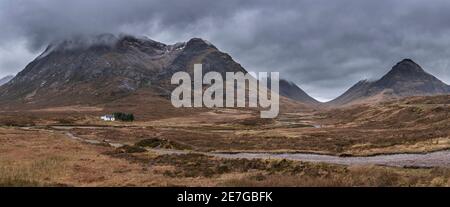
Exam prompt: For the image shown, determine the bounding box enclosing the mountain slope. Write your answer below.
[329,59,450,106]
[0,75,14,86]
[278,79,320,105]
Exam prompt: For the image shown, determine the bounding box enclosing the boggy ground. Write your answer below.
[53,100,449,156]
[0,127,449,187]
[0,95,450,186]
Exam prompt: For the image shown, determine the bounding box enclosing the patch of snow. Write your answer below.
[170,42,186,51]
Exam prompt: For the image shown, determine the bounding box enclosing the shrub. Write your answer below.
[113,112,135,122]
[116,145,146,153]
[135,138,191,150]
[0,119,35,127]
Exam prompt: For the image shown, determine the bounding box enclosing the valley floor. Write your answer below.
[0,126,449,187]
[1,96,450,186]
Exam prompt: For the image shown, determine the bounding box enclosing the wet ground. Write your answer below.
[24,125,450,168]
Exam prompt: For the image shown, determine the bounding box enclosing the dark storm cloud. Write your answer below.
[1,0,450,101]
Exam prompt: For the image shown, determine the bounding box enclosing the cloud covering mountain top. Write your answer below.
[1,0,450,101]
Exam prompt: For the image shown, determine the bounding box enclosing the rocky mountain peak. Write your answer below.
[185,38,217,51]
[117,35,168,51]
[376,59,437,88]
[389,58,425,75]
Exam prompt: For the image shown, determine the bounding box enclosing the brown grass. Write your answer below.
[0,95,450,186]
[106,151,450,187]
[0,156,68,186]
[1,125,449,187]
[221,165,450,187]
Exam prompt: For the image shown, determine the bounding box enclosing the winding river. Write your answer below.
[57,129,450,168]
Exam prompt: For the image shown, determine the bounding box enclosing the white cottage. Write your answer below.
[100,115,115,121]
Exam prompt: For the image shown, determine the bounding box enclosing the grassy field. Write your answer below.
[0,96,449,186]
[0,124,449,187]
[0,128,448,187]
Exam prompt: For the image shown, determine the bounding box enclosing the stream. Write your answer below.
[54,128,450,168]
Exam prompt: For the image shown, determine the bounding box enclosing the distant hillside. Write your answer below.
[278,79,320,105]
[325,95,450,129]
[328,59,450,106]
[0,75,14,86]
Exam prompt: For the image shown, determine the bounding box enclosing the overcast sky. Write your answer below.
[1,0,450,101]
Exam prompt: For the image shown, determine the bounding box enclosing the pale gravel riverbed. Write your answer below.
[210,151,450,168]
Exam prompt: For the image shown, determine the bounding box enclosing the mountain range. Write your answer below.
[0,35,247,107]
[0,34,306,111]
[0,34,449,110]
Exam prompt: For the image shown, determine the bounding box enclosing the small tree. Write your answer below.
[113,112,135,122]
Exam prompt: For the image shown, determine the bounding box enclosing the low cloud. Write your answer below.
[1,0,450,101]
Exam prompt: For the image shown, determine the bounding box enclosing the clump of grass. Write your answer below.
[431,106,449,113]
[115,145,147,153]
[135,138,164,148]
[135,138,191,150]
[0,117,36,127]
[55,118,76,125]
[238,118,274,126]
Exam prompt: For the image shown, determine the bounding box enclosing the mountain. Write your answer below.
[0,34,310,112]
[278,79,320,105]
[0,75,14,86]
[0,34,249,106]
[329,59,450,106]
